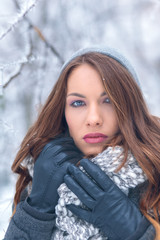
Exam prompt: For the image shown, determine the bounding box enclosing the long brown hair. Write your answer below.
[12,52,160,221]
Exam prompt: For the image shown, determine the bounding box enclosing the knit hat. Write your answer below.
[60,46,140,86]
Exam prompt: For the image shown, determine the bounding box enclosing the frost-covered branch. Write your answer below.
[14,0,64,63]
[3,65,23,89]
[34,26,64,64]
[0,0,64,93]
[1,23,34,90]
[26,18,64,64]
[1,56,35,90]
[0,0,38,40]
[1,18,64,90]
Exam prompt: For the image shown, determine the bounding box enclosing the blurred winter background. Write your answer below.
[0,0,160,238]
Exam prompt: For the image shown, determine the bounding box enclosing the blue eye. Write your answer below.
[104,98,110,104]
[70,100,85,107]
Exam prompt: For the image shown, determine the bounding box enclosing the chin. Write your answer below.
[82,146,104,158]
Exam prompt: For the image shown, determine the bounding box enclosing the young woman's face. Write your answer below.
[65,64,119,156]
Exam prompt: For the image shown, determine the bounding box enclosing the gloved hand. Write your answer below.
[64,159,150,240]
[27,135,83,214]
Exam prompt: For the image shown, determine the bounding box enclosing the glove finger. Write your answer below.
[58,143,81,152]
[56,151,82,166]
[64,174,95,209]
[68,164,103,199]
[80,159,115,191]
[43,143,80,158]
[51,136,79,149]
[52,135,82,154]
[66,204,91,223]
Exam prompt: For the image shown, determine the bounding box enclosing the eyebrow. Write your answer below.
[67,91,107,98]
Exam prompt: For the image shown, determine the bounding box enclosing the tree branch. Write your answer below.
[0,0,38,40]
[3,65,23,89]
[2,23,34,90]
[1,0,64,90]
[27,19,64,64]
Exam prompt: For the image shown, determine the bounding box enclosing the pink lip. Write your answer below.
[83,133,108,144]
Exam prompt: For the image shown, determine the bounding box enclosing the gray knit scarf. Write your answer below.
[51,146,147,240]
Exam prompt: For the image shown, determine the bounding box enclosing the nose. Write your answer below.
[86,104,103,127]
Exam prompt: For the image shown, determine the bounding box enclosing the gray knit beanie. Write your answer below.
[60,46,140,86]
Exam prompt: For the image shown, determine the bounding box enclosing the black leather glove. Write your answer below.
[27,135,83,214]
[64,159,150,240]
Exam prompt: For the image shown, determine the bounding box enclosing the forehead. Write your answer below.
[66,63,104,91]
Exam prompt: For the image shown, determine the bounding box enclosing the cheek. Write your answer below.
[104,109,119,134]
[111,116,119,133]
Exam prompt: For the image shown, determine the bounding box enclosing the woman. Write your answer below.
[4,47,160,240]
